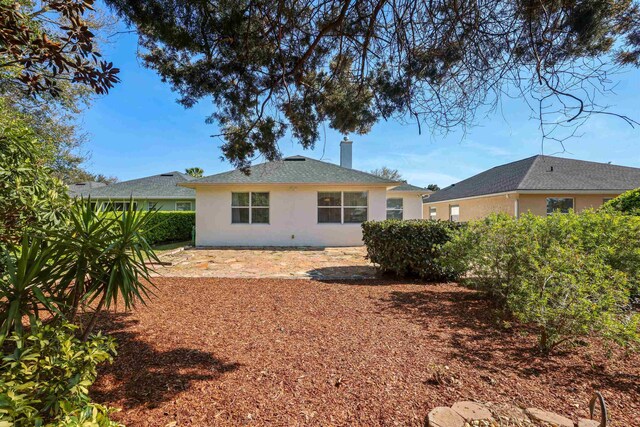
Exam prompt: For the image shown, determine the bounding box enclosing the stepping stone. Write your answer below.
[451,401,494,421]
[526,408,573,427]
[578,419,602,427]
[428,407,466,427]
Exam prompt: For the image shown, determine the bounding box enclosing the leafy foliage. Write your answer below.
[0,0,119,97]
[0,200,159,342]
[0,103,70,245]
[362,219,463,281]
[443,211,640,353]
[426,184,440,192]
[370,167,402,180]
[0,322,121,426]
[185,167,204,178]
[139,211,195,246]
[106,0,640,169]
[602,187,640,215]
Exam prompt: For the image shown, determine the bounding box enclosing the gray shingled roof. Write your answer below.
[389,182,430,193]
[181,156,399,186]
[426,155,640,203]
[68,181,106,196]
[79,172,195,199]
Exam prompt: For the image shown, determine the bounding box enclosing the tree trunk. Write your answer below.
[81,293,106,342]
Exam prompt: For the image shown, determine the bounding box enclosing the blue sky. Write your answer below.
[82,18,640,187]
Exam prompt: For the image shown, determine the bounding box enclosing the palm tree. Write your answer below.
[185,167,204,178]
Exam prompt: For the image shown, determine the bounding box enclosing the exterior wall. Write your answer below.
[518,193,619,216]
[388,192,424,219]
[424,192,620,221]
[195,185,388,247]
[93,199,195,211]
[424,194,516,222]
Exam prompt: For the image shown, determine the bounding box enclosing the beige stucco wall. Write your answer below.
[389,192,424,220]
[424,194,516,222]
[423,192,620,221]
[195,185,388,246]
[518,193,619,216]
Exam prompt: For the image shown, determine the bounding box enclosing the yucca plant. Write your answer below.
[0,236,66,345]
[52,198,160,340]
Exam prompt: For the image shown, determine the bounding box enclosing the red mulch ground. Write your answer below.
[91,278,640,426]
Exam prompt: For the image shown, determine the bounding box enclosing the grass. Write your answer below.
[151,240,192,255]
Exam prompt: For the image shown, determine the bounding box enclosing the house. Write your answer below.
[424,155,640,222]
[180,139,429,246]
[76,171,196,211]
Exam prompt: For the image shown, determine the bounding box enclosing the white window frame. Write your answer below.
[386,198,404,220]
[231,192,270,224]
[147,201,158,211]
[317,191,368,224]
[429,206,437,220]
[546,197,574,215]
[175,201,193,211]
[449,205,460,222]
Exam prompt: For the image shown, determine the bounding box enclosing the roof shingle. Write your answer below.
[79,172,195,199]
[426,155,640,203]
[182,156,399,186]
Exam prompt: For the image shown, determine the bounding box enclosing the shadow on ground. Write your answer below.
[307,265,379,279]
[377,286,640,395]
[90,313,239,409]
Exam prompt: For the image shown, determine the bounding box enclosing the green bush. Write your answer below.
[112,210,194,245]
[0,322,121,426]
[362,219,464,281]
[602,187,640,215]
[444,211,640,353]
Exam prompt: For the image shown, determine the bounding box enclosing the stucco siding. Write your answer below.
[518,193,619,216]
[389,192,424,219]
[424,194,516,221]
[195,185,388,246]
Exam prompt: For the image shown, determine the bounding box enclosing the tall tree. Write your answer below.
[1,0,120,183]
[370,167,402,180]
[105,0,640,170]
[185,167,204,177]
[427,184,440,192]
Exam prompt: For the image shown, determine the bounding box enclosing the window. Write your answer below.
[546,198,574,215]
[148,201,158,211]
[449,205,460,222]
[318,191,368,223]
[386,198,403,220]
[429,207,437,220]
[175,201,192,211]
[231,192,269,224]
[110,201,137,211]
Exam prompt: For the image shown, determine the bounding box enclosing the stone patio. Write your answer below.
[150,246,377,279]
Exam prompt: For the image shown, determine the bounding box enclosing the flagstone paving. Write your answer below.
[150,246,377,279]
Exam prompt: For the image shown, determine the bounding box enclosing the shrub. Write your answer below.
[362,219,464,281]
[602,188,640,215]
[107,210,194,245]
[0,322,121,426]
[444,211,640,353]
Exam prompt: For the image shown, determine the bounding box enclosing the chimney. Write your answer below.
[340,136,353,169]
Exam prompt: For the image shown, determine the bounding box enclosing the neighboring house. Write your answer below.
[180,139,429,246]
[424,155,640,222]
[67,181,106,196]
[75,171,196,211]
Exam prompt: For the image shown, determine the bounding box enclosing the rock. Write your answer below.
[578,419,601,427]
[525,408,573,427]
[428,406,466,427]
[451,401,494,421]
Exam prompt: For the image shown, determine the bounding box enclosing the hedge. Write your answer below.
[602,187,640,215]
[362,219,463,281]
[106,210,195,246]
[142,211,195,245]
[443,211,640,353]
